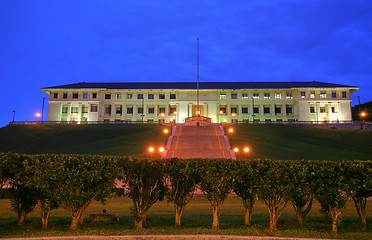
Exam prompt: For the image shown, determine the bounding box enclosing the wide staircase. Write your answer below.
[166,124,231,159]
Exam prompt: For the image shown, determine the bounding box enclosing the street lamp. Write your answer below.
[243,147,250,153]
[148,147,154,159]
[41,97,46,122]
[12,110,16,122]
[219,110,223,115]
[163,128,170,145]
[159,147,165,153]
[361,112,367,129]
[36,113,41,122]
[228,128,234,148]
[233,147,239,153]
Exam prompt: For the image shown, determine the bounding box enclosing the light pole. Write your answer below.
[243,147,250,160]
[228,128,234,149]
[357,96,362,129]
[148,147,154,159]
[12,110,16,122]
[163,128,169,145]
[36,113,41,122]
[42,97,46,122]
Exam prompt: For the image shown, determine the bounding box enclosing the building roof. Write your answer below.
[42,81,358,90]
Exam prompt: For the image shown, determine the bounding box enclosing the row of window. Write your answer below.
[54,93,177,100]
[310,106,338,113]
[301,91,347,99]
[221,93,293,100]
[219,106,293,115]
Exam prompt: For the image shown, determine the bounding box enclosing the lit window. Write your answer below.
[220,94,226,99]
[137,94,143,99]
[82,106,88,113]
[275,93,281,99]
[286,93,293,99]
[310,106,315,113]
[265,119,271,122]
[116,94,121,100]
[91,105,98,112]
[92,93,97,99]
[253,93,259,99]
[73,93,78,99]
[242,93,248,99]
[310,92,315,98]
[148,107,155,114]
[301,92,306,98]
[63,93,68,99]
[53,93,58,99]
[71,107,79,113]
[170,94,176,99]
[253,107,259,114]
[159,94,165,99]
[277,119,283,122]
[342,92,347,98]
[320,107,326,113]
[231,107,237,114]
[148,94,154,99]
[116,106,122,114]
[83,93,88,99]
[242,107,248,114]
[275,107,281,114]
[105,106,111,115]
[320,92,326,98]
[105,94,111,99]
[286,106,293,114]
[127,94,132,99]
[159,108,165,114]
[231,94,237,99]
[264,93,270,99]
[264,106,270,114]
[62,106,68,113]
[332,92,336,98]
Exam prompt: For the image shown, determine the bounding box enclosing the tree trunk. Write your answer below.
[40,200,51,229]
[330,209,341,233]
[17,211,27,226]
[243,198,255,226]
[353,197,367,231]
[70,215,79,231]
[296,210,303,226]
[78,208,86,225]
[175,207,184,227]
[135,219,143,229]
[212,205,220,229]
[269,209,278,231]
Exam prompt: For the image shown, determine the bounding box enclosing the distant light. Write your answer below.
[219,110,223,115]
[163,129,169,134]
[161,113,165,117]
[159,147,165,153]
[233,147,239,153]
[232,113,236,117]
[148,147,154,153]
[243,147,250,153]
[170,119,174,122]
[228,128,234,133]
[361,112,366,117]
[173,111,177,115]
[36,113,41,117]
[223,119,227,122]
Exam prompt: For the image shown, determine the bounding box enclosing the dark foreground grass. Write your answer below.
[0,124,169,158]
[0,196,371,239]
[232,124,372,161]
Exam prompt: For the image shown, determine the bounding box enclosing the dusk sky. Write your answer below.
[1,0,371,127]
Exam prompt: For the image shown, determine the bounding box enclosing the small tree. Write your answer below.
[312,161,348,233]
[121,159,167,229]
[342,160,372,231]
[164,158,196,227]
[256,160,291,231]
[23,154,120,231]
[194,159,235,229]
[0,153,39,226]
[286,160,315,226]
[233,160,259,226]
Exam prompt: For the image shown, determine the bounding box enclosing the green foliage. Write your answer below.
[164,158,196,226]
[121,158,167,229]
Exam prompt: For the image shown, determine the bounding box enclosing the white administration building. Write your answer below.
[42,81,358,124]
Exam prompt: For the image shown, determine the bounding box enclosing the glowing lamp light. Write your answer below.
[228,128,234,133]
[223,119,227,122]
[361,112,366,117]
[170,119,174,122]
[163,129,169,134]
[219,110,224,115]
[233,147,239,153]
[159,147,165,153]
[36,113,41,117]
[173,111,177,115]
[148,147,154,153]
[232,113,236,117]
[161,113,165,117]
[243,147,250,153]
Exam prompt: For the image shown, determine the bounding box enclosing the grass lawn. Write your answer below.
[0,196,371,239]
[0,124,170,158]
[231,124,372,161]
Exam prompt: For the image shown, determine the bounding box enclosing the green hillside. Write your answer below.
[232,124,372,161]
[0,124,371,160]
[0,124,169,158]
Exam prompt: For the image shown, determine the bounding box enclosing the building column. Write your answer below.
[67,104,72,121]
[316,102,320,122]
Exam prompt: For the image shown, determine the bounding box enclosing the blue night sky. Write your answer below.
[1,0,371,127]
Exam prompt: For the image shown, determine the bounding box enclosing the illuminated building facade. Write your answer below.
[42,82,358,123]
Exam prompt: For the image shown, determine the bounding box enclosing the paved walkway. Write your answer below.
[166,125,231,159]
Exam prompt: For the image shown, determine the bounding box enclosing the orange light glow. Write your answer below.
[170,119,174,122]
[233,147,239,153]
[219,110,223,114]
[228,128,234,133]
[148,147,154,153]
[173,111,177,115]
[36,113,41,117]
[232,113,236,117]
[243,147,250,153]
[161,113,165,117]
[159,147,165,153]
[223,119,227,122]
[361,112,366,117]
[163,129,169,134]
